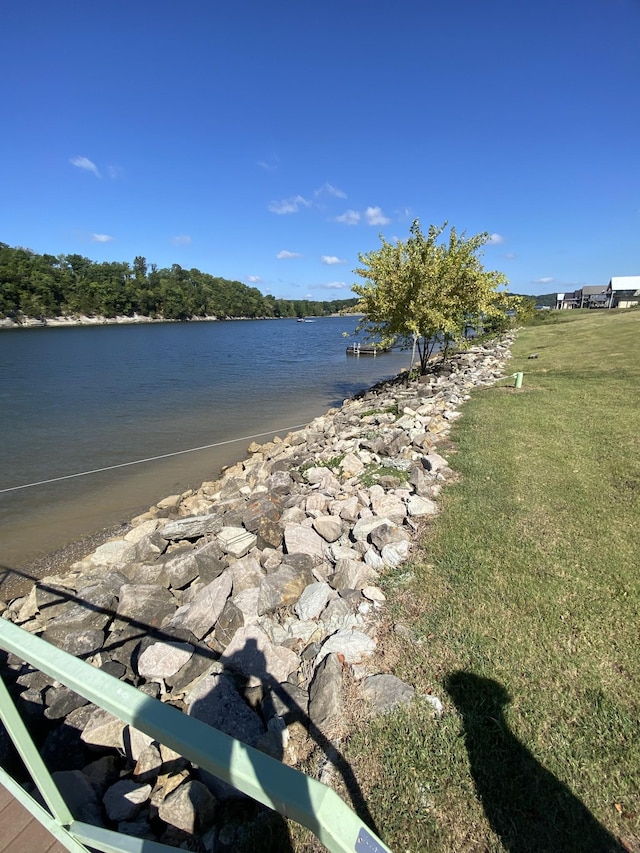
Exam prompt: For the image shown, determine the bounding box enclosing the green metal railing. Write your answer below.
[0,617,391,853]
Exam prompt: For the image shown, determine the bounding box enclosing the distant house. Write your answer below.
[608,276,640,308]
[555,277,640,309]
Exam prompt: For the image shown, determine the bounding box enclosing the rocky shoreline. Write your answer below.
[0,334,514,851]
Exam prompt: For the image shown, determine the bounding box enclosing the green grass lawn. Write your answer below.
[343,309,640,852]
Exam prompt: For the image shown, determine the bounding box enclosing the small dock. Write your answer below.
[346,343,390,356]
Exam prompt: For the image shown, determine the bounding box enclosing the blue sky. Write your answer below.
[1,0,638,300]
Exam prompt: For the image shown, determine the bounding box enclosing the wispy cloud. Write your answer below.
[321,255,347,265]
[70,156,101,178]
[533,276,554,284]
[106,164,123,179]
[268,195,311,214]
[91,233,113,242]
[487,233,505,245]
[504,252,516,260]
[277,250,302,259]
[172,235,192,245]
[365,206,390,226]
[315,182,347,199]
[323,281,348,289]
[246,275,262,283]
[335,209,361,225]
[257,156,280,171]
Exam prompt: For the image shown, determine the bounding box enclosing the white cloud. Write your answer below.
[533,276,554,284]
[246,275,262,283]
[70,155,100,178]
[257,156,279,171]
[335,209,361,225]
[268,195,311,214]
[323,281,348,289]
[321,255,347,265]
[315,182,347,199]
[172,235,192,245]
[277,250,302,259]
[487,233,505,245]
[305,292,313,298]
[91,233,113,242]
[365,206,390,226]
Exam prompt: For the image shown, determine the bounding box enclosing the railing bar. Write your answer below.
[0,618,392,853]
[70,820,182,853]
[0,767,90,853]
[0,669,76,828]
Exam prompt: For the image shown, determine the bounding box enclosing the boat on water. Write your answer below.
[297,318,315,323]
[346,343,390,356]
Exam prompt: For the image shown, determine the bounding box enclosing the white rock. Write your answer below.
[317,629,376,664]
[295,582,332,621]
[217,527,257,558]
[137,641,194,679]
[361,585,386,603]
[407,495,439,517]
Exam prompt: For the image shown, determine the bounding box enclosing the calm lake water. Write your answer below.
[0,317,413,575]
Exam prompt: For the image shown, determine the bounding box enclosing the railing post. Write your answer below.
[0,674,77,830]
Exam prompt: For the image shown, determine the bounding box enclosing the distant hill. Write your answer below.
[513,291,556,308]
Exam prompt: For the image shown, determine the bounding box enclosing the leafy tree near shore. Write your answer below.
[0,243,359,321]
[352,220,508,373]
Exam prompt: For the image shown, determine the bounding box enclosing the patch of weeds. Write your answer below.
[360,403,399,419]
[299,454,345,481]
[358,463,410,487]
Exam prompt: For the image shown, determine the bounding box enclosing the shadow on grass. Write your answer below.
[445,672,624,853]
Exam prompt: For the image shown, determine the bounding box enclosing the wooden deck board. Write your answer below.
[0,787,67,853]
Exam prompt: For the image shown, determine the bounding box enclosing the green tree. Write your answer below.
[353,220,508,373]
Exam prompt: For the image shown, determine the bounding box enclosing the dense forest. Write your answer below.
[0,243,359,321]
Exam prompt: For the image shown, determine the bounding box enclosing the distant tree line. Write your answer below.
[0,244,359,321]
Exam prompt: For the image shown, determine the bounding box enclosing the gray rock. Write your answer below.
[133,744,162,784]
[330,559,377,591]
[44,685,89,719]
[168,571,233,639]
[137,640,194,679]
[362,674,415,715]
[160,513,223,540]
[185,673,265,746]
[294,582,332,621]
[381,540,410,566]
[52,770,104,825]
[257,564,314,615]
[81,708,126,749]
[407,494,438,517]
[369,522,409,551]
[232,587,261,625]
[283,524,326,562]
[217,526,257,558]
[213,599,244,651]
[103,779,152,822]
[308,653,343,733]
[42,626,105,657]
[317,629,376,664]
[370,492,407,524]
[256,516,284,549]
[219,625,300,685]
[424,451,449,472]
[242,495,283,531]
[90,539,137,566]
[229,555,264,592]
[162,550,200,589]
[116,584,178,629]
[312,516,343,543]
[158,779,217,834]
